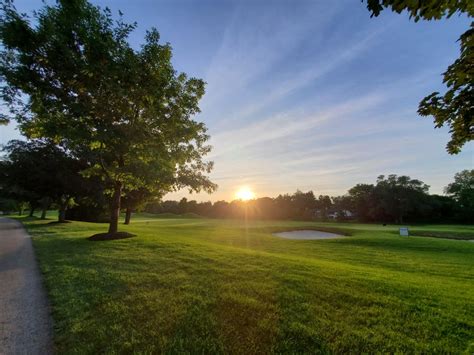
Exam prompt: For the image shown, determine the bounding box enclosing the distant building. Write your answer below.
[328,210,354,220]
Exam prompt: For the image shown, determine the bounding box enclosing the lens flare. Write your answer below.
[235,187,255,201]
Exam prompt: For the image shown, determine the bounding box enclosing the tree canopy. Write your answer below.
[0,0,216,235]
[364,0,473,154]
[0,139,86,221]
[365,0,473,20]
[444,169,474,219]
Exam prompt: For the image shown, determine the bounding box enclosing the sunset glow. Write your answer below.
[235,187,255,201]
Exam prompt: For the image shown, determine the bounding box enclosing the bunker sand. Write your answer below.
[273,229,345,240]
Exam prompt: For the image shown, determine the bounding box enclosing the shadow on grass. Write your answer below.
[339,237,474,256]
[412,231,474,240]
[47,221,72,225]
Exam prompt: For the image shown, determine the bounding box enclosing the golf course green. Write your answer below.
[17,214,474,353]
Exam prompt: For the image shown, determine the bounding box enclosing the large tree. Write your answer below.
[0,0,216,236]
[364,0,473,154]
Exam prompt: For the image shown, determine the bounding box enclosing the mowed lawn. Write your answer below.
[18,215,474,353]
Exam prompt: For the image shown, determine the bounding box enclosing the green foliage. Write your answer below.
[418,23,474,154]
[0,0,216,233]
[444,169,474,219]
[122,188,160,212]
[0,196,19,213]
[364,0,473,20]
[348,175,432,223]
[363,0,473,154]
[20,216,474,353]
[0,139,87,220]
[348,183,375,220]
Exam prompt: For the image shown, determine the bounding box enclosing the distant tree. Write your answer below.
[212,200,230,218]
[364,0,473,154]
[292,190,317,219]
[315,195,332,220]
[348,184,375,221]
[195,201,213,216]
[444,169,474,221]
[178,197,189,214]
[331,195,353,220]
[144,201,163,214]
[186,200,198,214]
[373,175,430,223]
[1,140,85,222]
[254,197,277,219]
[445,169,474,202]
[0,157,38,215]
[347,175,432,223]
[0,0,216,236]
[122,188,163,224]
[161,200,181,214]
[273,194,293,219]
[0,196,18,214]
[426,194,458,222]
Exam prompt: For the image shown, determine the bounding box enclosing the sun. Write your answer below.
[235,186,255,201]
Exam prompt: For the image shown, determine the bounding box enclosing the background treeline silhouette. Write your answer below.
[145,173,473,224]
[0,140,472,224]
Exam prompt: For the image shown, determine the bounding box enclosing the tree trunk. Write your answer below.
[40,198,50,219]
[108,181,122,234]
[29,207,35,217]
[58,203,67,222]
[124,207,132,225]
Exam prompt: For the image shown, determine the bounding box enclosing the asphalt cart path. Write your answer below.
[0,218,53,354]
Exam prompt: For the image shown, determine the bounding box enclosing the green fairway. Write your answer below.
[17,215,474,353]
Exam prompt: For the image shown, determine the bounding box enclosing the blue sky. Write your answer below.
[1,0,472,201]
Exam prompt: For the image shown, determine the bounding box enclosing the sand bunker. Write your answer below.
[273,230,345,240]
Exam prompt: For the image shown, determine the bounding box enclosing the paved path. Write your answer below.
[0,218,53,354]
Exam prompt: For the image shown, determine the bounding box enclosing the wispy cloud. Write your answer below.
[209,92,386,158]
[202,1,344,112]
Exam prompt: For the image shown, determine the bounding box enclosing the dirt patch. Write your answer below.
[88,232,136,241]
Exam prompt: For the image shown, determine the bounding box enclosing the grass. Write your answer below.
[11,214,474,353]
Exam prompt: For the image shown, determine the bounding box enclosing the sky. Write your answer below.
[0,0,472,201]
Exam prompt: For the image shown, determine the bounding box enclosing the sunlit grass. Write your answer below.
[16,215,474,353]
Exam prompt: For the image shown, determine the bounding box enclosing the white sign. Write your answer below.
[399,227,409,236]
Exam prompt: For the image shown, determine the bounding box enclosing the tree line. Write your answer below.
[1,137,471,224]
[145,172,473,224]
